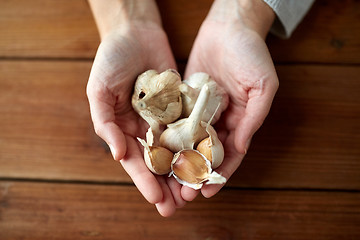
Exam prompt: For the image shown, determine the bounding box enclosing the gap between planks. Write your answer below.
[0,178,358,194]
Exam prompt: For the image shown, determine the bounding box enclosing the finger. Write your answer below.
[234,79,278,154]
[166,177,187,208]
[87,84,127,160]
[181,186,200,202]
[155,176,177,217]
[201,132,244,198]
[120,135,163,204]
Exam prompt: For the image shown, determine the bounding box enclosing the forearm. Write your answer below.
[88,0,162,39]
[208,0,275,39]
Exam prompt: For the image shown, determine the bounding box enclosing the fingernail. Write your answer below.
[109,144,116,160]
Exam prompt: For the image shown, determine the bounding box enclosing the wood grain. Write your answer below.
[0,0,359,237]
[0,181,359,240]
[0,61,359,189]
[156,0,213,61]
[0,60,130,183]
[267,0,360,64]
[0,0,99,58]
[0,0,359,63]
[231,65,360,190]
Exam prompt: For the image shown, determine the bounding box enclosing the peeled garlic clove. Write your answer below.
[197,122,224,169]
[196,137,213,162]
[180,72,229,124]
[160,84,210,152]
[132,69,182,127]
[170,149,226,190]
[137,137,173,175]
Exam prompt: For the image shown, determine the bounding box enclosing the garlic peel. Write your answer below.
[179,83,197,117]
[145,127,155,146]
[205,171,227,185]
[169,172,203,190]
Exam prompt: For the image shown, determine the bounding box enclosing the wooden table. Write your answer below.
[1,0,359,239]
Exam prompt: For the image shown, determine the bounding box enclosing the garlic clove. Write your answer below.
[132,69,182,126]
[180,72,229,124]
[197,122,224,169]
[196,137,213,162]
[137,137,173,175]
[170,149,226,190]
[160,84,210,152]
[172,150,209,184]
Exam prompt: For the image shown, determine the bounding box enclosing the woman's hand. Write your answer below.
[184,0,279,199]
[86,0,187,216]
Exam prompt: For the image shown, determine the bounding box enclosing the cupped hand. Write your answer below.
[86,23,188,217]
[184,5,279,199]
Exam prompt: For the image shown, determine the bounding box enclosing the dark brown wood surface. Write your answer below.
[0,0,359,239]
[1,181,360,240]
[0,0,359,63]
[267,0,360,64]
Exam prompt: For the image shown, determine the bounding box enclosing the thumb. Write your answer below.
[234,84,277,154]
[87,84,127,161]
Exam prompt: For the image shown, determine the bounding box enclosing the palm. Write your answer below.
[87,25,182,216]
[89,25,176,136]
[185,20,278,197]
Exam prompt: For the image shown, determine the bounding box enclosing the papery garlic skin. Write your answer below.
[137,137,173,175]
[145,125,165,147]
[132,69,182,128]
[170,149,226,190]
[160,84,210,153]
[180,72,229,124]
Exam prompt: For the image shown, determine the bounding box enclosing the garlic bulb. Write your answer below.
[196,122,224,169]
[132,69,182,129]
[160,84,210,153]
[170,149,226,190]
[180,72,229,124]
[137,137,173,175]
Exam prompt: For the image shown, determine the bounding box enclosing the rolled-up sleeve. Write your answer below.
[263,0,315,38]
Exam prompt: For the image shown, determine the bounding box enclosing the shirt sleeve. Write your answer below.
[262,0,315,38]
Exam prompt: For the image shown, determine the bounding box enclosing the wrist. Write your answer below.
[208,0,275,39]
[88,0,162,39]
[237,0,275,38]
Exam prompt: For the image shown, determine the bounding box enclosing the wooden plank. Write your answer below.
[0,0,359,63]
[0,181,359,239]
[0,60,130,182]
[0,0,99,58]
[267,0,360,64]
[0,61,359,189]
[231,65,360,190]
